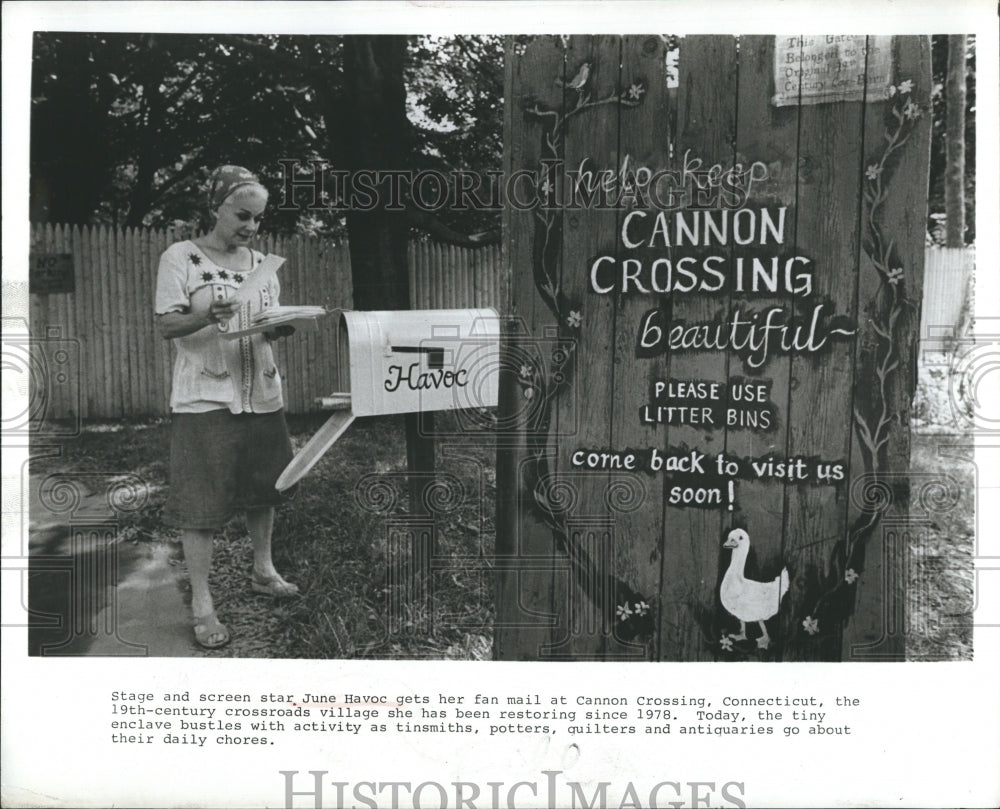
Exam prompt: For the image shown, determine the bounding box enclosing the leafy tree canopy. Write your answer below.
[31,33,503,239]
[31,34,971,244]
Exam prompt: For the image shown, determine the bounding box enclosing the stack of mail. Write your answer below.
[222,305,328,339]
[252,305,328,324]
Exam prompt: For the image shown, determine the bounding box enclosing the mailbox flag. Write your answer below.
[275,409,356,492]
[275,308,501,490]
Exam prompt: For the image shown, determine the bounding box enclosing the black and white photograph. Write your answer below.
[3,2,999,807]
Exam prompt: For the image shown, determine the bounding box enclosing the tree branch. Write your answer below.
[140,154,206,210]
[404,207,500,246]
[217,34,328,85]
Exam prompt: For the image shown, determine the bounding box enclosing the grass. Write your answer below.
[905,435,975,660]
[906,351,976,660]
[270,412,496,659]
[31,412,496,660]
[30,360,974,660]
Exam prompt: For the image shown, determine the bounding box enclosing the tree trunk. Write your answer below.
[338,36,411,310]
[338,35,435,515]
[31,36,114,224]
[945,34,967,247]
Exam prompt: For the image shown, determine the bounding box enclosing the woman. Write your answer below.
[155,165,298,650]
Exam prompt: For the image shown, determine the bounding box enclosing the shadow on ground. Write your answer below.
[27,480,196,658]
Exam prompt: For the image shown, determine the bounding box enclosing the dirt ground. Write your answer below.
[27,353,975,660]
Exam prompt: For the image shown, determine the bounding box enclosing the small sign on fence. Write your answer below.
[26,224,499,419]
[29,252,74,294]
[772,35,893,106]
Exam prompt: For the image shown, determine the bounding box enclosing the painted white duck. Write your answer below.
[721,528,789,649]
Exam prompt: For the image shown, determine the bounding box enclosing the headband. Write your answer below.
[207,165,263,210]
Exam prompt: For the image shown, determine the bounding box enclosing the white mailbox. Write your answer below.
[335,308,500,416]
[277,308,500,490]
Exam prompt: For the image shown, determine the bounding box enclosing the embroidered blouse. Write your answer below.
[155,240,284,414]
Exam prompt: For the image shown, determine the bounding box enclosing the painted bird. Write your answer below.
[720,528,790,649]
[557,62,591,91]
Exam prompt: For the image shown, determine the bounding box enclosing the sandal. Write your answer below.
[193,611,230,649]
[252,572,300,599]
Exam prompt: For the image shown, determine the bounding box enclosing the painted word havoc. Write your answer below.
[384,363,469,393]
[586,203,857,369]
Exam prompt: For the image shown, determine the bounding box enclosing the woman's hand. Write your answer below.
[158,299,240,340]
[208,300,239,325]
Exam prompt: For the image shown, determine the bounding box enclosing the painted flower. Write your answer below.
[523,387,534,400]
[201,271,214,282]
[719,635,734,652]
[898,79,914,94]
[802,616,820,635]
[539,178,553,196]
[217,270,229,280]
[189,253,202,266]
[634,601,649,616]
[626,82,645,101]
[519,364,534,380]
[888,84,897,97]
[865,164,882,181]
[616,602,633,621]
[566,310,582,328]
[844,568,859,584]
[233,273,244,284]
[903,99,921,120]
[887,267,904,286]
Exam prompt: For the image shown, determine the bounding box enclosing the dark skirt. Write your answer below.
[164,409,295,530]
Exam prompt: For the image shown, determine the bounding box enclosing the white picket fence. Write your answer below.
[28,223,502,419]
[920,246,975,345]
[26,224,972,420]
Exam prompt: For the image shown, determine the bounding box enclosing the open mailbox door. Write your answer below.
[275,308,500,491]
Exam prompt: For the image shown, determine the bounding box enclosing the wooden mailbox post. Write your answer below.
[496,35,931,661]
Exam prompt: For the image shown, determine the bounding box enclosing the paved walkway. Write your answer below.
[28,481,199,658]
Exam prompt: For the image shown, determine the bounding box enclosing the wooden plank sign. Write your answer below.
[497,35,932,662]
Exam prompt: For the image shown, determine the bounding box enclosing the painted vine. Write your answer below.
[512,38,925,657]
[710,80,927,657]
[790,80,926,651]
[515,37,656,645]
